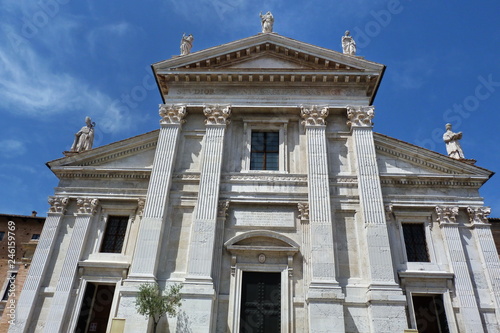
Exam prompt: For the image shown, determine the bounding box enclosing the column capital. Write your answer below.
[300,105,329,126]
[435,206,459,225]
[467,206,491,225]
[48,196,69,214]
[203,104,231,125]
[159,104,187,125]
[76,198,99,215]
[298,202,310,221]
[347,105,375,128]
[218,200,230,218]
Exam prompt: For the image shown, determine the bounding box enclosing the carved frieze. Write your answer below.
[159,104,187,125]
[467,206,491,225]
[203,104,231,125]
[346,105,374,128]
[435,206,459,225]
[48,196,69,214]
[76,198,99,215]
[300,105,329,126]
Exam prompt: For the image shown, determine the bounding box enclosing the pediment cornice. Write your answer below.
[374,132,493,180]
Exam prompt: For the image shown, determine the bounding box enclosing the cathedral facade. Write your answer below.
[11,30,500,333]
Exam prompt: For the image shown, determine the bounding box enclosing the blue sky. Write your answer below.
[1,0,499,217]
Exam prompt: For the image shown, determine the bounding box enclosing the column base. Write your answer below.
[307,281,346,333]
[179,277,216,333]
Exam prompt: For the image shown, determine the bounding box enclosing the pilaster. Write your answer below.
[467,206,500,325]
[183,104,231,333]
[127,104,186,281]
[347,106,406,333]
[301,105,345,333]
[9,197,69,333]
[437,206,483,333]
[43,198,99,333]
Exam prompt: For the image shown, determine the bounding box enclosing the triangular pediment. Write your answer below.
[374,133,493,180]
[47,130,159,177]
[153,33,383,73]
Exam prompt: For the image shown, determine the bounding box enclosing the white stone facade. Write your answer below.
[11,33,500,332]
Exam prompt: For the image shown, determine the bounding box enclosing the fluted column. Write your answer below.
[183,104,230,333]
[468,207,500,325]
[128,104,186,280]
[301,105,345,333]
[348,106,406,333]
[437,206,482,333]
[44,198,99,333]
[9,197,68,333]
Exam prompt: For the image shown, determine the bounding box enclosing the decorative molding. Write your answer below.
[467,206,491,225]
[218,200,230,218]
[54,169,151,180]
[346,105,374,128]
[380,177,482,187]
[435,206,459,225]
[80,141,157,166]
[376,145,459,175]
[300,105,329,126]
[76,198,99,215]
[48,196,69,214]
[159,104,187,125]
[203,104,231,125]
[223,174,308,183]
[297,202,309,221]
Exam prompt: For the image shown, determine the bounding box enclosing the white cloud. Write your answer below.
[0,140,27,158]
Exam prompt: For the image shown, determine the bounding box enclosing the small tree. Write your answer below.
[135,282,182,333]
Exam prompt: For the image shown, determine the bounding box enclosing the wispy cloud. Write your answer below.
[389,57,436,90]
[0,140,27,158]
[0,5,136,135]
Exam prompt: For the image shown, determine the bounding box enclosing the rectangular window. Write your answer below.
[412,295,450,333]
[0,232,4,241]
[2,273,17,301]
[402,223,430,262]
[100,216,129,253]
[31,234,40,240]
[250,131,279,171]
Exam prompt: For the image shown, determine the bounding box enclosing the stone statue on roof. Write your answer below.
[180,33,194,55]
[260,11,274,33]
[342,30,356,56]
[443,123,465,159]
[70,116,95,153]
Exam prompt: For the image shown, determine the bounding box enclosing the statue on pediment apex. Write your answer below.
[180,33,194,56]
[260,11,274,33]
[70,116,95,153]
[342,30,356,55]
[443,123,465,159]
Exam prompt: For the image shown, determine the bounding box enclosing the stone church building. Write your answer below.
[11,24,500,333]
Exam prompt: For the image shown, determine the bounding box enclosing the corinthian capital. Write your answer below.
[159,104,187,125]
[300,105,329,126]
[48,196,69,214]
[347,105,375,128]
[203,104,231,125]
[435,206,459,225]
[76,198,99,215]
[467,206,491,225]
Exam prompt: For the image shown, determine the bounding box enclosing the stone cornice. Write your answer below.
[380,175,484,188]
[80,141,157,166]
[50,167,151,180]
